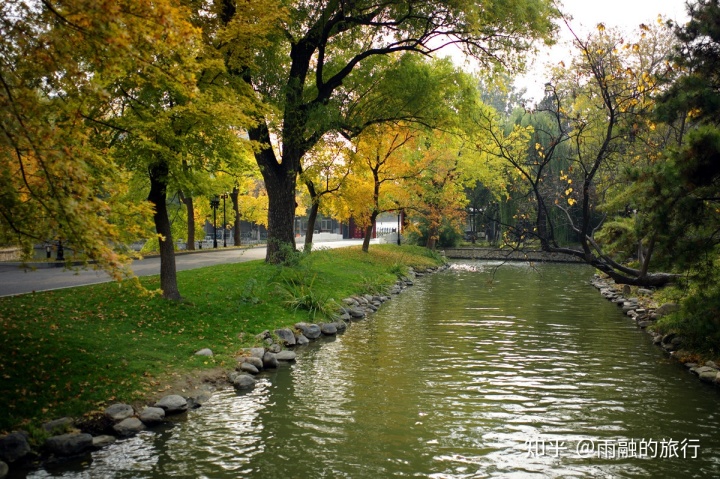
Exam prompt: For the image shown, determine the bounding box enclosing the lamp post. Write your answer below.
[470,207,476,244]
[397,211,401,246]
[220,193,228,247]
[210,196,220,248]
[489,202,497,244]
[478,207,484,243]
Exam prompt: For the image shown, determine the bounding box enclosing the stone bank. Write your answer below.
[590,275,720,389]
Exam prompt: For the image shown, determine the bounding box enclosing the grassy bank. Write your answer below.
[650,283,720,361]
[0,245,443,433]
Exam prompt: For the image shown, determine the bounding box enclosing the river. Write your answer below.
[32,262,720,478]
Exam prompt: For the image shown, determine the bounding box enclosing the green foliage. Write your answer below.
[268,241,310,268]
[654,283,720,356]
[245,0,559,260]
[657,0,720,126]
[594,218,638,263]
[24,424,52,449]
[140,237,163,254]
[439,227,463,248]
[0,0,176,273]
[140,204,188,253]
[644,0,720,286]
[626,126,720,281]
[410,221,464,248]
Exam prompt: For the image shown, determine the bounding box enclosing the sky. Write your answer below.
[514,0,691,101]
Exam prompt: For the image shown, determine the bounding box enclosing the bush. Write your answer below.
[268,241,308,267]
[409,224,462,248]
[654,284,720,355]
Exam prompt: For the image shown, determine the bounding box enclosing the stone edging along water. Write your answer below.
[443,247,584,263]
[0,264,449,477]
[591,274,720,388]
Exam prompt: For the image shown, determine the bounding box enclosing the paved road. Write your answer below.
[0,240,369,297]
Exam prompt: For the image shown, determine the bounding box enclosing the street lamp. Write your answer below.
[220,193,229,247]
[397,211,401,246]
[470,208,476,244]
[489,202,497,244]
[210,196,220,248]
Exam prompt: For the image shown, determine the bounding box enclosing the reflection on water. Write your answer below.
[31,262,720,478]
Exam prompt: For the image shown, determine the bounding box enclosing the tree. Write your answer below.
[109,9,271,299]
[474,21,680,286]
[346,123,419,252]
[104,0,282,299]
[236,178,270,232]
[0,0,282,298]
[405,131,469,250]
[299,135,352,251]
[222,175,272,244]
[0,0,198,274]
[646,0,720,282]
[220,0,559,262]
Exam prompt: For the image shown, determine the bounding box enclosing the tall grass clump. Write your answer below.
[274,272,338,319]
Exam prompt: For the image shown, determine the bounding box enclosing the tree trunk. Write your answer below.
[362,212,378,253]
[537,199,548,245]
[305,201,319,252]
[148,161,181,300]
[231,186,241,246]
[362,224,373,252]
[304,180,320,252]
[180,192,195,251]
[427,226,438,250]
[263,168,297,262]
[362,168,382,253]
[248,121,297,263]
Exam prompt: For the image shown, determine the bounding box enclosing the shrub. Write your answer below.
[654,284,720,355]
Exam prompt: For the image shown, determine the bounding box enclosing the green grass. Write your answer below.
[0,244,442,433]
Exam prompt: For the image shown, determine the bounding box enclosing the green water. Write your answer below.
[35,263,720,478]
